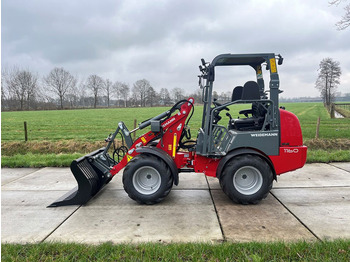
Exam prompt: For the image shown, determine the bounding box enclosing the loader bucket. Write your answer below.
[47,148,112,207]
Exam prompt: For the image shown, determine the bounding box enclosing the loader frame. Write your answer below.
[49,53,307,207]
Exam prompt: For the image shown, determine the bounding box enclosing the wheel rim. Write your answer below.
[233,166,263,195]
[133,166,161,195]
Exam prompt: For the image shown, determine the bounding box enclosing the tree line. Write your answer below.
[3,57,344,112]
[1,66,222,111]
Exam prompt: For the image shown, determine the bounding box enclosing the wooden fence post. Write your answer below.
[24,121,28,142]
[133,119,137,140]
[315,117,320,139]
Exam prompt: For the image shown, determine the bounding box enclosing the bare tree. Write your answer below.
[44,67,77,109]
[104,79,112,107]
[132,79,152,107]
[147,86,157,107]
[113,81,123,107]
[119,83,130,107]
[1,68,9,110]
[171,87,185,102]
[86,74,104,108]
[315,58,342,106]
[159,88,171,105]
[4,67,39,110]
[330,0,350,30]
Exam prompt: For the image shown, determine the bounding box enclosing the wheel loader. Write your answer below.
[48,53,307,207]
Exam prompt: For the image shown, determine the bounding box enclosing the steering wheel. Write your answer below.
[212,99,229,124]
[213,99,229,111]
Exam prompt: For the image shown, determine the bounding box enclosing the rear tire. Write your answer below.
[123,154,173,204]
[219,154,273,204]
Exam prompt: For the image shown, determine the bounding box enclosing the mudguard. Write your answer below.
[135,146,179,185]
[216,148,277,180]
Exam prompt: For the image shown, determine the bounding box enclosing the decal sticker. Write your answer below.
[162,117,175,128]
[141,137,147,144]
[284,148,299,153]
[172,133,177,158]
[127,155,133,162]
[269,58,277,73]
[251,133,278,137]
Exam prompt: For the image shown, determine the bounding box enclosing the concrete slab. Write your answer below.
[2,167,76,191]
[206,176,221,190]
[330,162,350,173]
[211,190,316,242]
[1,168,40,186]
[46,190,223,244]
[274,163,350,188]
[271,187,350,240]
[1,190,78,243]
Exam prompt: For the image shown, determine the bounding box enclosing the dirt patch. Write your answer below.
[305,138,350,150]
[1,140,107,156]
[2,138,349,156]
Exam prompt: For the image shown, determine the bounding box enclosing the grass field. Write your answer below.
[1,102,350,167]
[2,240,350,261]
[2,103,349,141]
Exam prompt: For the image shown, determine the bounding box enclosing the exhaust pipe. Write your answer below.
[47,148,113,207]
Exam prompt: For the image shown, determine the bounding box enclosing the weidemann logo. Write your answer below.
[250,133,278,137]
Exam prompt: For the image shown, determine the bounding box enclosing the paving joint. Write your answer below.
[270,191,321,241]
[273,185,350,189]
[41,205,82,243]
[205,176,226,242]
[1,169,39,187]
[328,163,350,173]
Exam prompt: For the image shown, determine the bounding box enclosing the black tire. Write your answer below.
[123,154,173,204]
[219,154,273,204]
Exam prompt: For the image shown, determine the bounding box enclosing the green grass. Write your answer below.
[335,106,350,118]
[307,150,350,163]
[1,153,84,168]
[2,103,349,141]
[279,102,349,139]
[2,240,350,261]
[1,107,167,141]
[1,102,349,166]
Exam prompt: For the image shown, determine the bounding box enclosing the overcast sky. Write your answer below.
[2,0,350,98]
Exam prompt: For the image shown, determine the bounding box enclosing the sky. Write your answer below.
[2,0,350,99]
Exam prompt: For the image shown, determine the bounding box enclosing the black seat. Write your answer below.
[241,81,260,100]
[231,86,243,102]
[230,81,267,131]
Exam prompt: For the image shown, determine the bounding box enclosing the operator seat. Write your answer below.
[231,86,243,102]
[231,81,267,131]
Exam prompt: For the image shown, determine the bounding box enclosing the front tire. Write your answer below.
[219,154,273,204]
[123,154,173,204]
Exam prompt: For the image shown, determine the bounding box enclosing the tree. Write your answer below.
[4,67,39,110]
[44,67,77,109]
[315,58,341,106]
[147,86,157,107]
[330,0,350,30]
[119,83,130,107]
[171,87,185,102]
[104,79,113,107]
[86,75,104,108]
[132,79,152,107]
[159,88,171,105]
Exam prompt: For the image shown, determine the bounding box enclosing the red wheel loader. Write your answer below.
[48,53,307,207]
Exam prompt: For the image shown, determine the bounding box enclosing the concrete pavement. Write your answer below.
[1,162,350,244]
